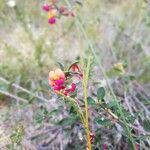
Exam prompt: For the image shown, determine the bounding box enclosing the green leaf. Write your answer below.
[143,119,150,132]
[69,106,77,115]
[107,100,118,109]
[48,106,63,116]
[123,74,136,83]
[97,87,105,100]
[35,115,44,124]
[70,90,77,98]
[127,112,139,124]
[128,139,136,150]
[58,116,79,126]
[76,1,83,6]
[94,117,111,127]
[87,96,96,106]
[57,62,64,71]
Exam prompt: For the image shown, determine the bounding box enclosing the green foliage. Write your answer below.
[57,62,65,71]
[106,100,118,109]
[10,125,24,144]
[143,120,150,132]
[94,117,112,127]
[57,115,79,126]
[34,107,48,124]
[87,96,96,107]
[97,87,105,102]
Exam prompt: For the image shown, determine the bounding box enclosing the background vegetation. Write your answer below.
[0,0,150,149]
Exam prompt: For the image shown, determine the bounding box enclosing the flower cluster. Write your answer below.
[48,68,76,95]
[42,0,75,25]
[49,68,65,91]
[48,63,83,95]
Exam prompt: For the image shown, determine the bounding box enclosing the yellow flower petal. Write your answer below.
[55,68,65,79]
[48,9,57,18]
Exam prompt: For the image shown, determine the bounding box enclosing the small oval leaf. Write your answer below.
[87,96,96,106]
[97,87,105,100]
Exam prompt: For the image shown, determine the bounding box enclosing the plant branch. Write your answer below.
[0,77,48,103]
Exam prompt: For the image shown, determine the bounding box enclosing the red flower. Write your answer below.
[69,63,83,79]
[49,69,77,95]
[70,63,80,72]
[64,83,76,96]
[48,17,56,24]
[54,85,65,91]
[42,1,75,25]
[42,4,50,12]
[54,79,65,85]
[69,83,76,92]
[49,69,65,93]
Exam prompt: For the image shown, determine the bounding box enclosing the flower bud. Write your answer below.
[42,4,50,12]
[48,17,56,24]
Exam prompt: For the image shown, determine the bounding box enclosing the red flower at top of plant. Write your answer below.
[48,17,56,24]
[42,1,75,25]
[47,9,57,25]
[42,3,57,25]
[42,4,50,12]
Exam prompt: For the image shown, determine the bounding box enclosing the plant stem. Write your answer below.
[58,92,85,125]
[83,56,92,150]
